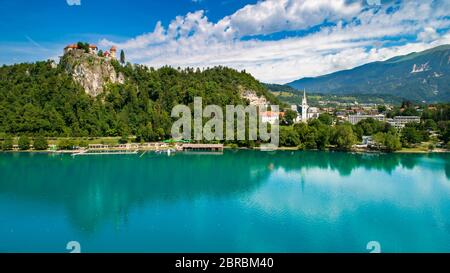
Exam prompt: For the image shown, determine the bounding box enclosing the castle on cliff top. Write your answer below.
[64,43,117,59]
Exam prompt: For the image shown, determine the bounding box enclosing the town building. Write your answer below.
[260,111,285,125]
[64,44,98,55]
[348,114,386,125]
[110,46,117,59]
[387,116,421,129]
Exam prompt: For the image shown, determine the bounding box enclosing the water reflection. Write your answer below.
[0,151,448,233]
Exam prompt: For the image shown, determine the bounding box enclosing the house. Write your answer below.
[88,45,98,54]
[64,44,98,55]
[260,111,284,125]
[362,136,375,146]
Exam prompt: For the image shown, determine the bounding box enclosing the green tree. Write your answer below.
[315,126,330,150]
[33,136,48,150]
[18,136,30,150]
[332,124,357,150]
[377,105,387,113]
[2,136,13,150]
[282,110,298,125]
[79,140,89,148]
[423,119,437,131]
[374,132,401,152]
[318,113,333,126]
[77,42,90,53]
[279,126,300,147]
[98,50,104,57]
[137,123,155,142]
[57,139,76,150]
[120,50,125,65]
[401,125,422,145]
[119,135,129,144]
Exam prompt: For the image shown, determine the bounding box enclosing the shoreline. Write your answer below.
[1,146,448,154]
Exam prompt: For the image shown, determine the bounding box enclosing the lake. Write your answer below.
[0,151,449,253]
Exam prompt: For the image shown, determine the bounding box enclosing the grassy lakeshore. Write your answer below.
[1,136,449,154]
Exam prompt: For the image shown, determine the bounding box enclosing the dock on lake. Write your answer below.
[181,144,224,152]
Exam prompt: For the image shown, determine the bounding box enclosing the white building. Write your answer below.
[387,116,421,129]
[348,114,386,125]
[301,90,309,123]
[293,90,319,123]
[260,111,284,125]
[290,105,302,123]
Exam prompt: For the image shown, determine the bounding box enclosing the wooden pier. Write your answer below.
[181,144,224,152]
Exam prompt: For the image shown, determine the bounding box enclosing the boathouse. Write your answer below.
[181,144,224,152]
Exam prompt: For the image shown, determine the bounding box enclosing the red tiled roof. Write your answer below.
[110,46,117,51]
[64,44,78,49]
[260,111,284,118]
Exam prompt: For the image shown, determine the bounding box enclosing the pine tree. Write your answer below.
[120,50,125,65]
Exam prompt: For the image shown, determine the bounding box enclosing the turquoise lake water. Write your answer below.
[0,151,449,253]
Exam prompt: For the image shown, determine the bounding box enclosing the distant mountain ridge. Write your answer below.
[287,45,450,102]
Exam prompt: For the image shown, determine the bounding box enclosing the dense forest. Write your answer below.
[0,59,279,141]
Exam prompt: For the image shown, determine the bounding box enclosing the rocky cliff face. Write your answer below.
[61,50,125,97]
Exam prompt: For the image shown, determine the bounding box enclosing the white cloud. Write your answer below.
[418,27,440,42]
[66,0,81,6]
[100,0,450,84]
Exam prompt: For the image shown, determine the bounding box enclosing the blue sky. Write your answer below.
[0,0,449,83]
[0,0,256,43]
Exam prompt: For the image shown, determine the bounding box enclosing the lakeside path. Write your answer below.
[1,146,449,154]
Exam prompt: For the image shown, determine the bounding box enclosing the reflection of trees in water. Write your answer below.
[0,152,272,232]
[445,163,450,180]
[0,151,448,232]
[270,151,429,176]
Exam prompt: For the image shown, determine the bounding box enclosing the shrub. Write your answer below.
[57,139,76,150]
[2,136,13,150]
[33,136,48,150]
[18,136,30,150]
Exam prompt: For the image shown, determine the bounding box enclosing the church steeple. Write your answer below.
[302,89,307,106]
[301,89,309,123]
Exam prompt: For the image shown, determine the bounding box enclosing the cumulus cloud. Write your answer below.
[66,0,81,6]
[100,0,450,83]
[418,27,440,42]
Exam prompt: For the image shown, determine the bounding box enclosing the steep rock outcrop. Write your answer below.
[61,50,125,97]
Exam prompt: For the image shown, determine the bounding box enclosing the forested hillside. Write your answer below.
[0,59,278,141]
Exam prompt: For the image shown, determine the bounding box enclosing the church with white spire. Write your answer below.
[291,90,320,123]
[301,90,309,123]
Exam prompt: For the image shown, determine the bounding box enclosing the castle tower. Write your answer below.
[110,46,117,59]
[301,89,309,122]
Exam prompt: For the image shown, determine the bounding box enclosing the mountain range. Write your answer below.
[287,45,450,102]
